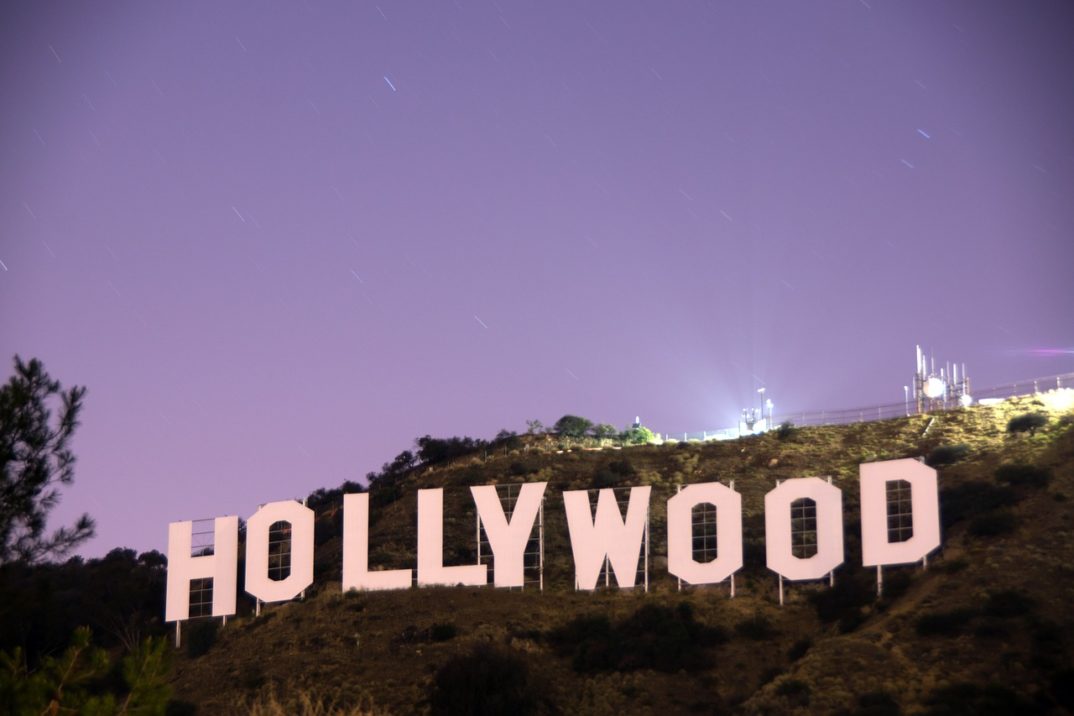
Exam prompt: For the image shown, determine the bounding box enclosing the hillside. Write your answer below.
[170,394,1074,715]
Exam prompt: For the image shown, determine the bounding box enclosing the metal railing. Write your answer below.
[664,371,1074,441]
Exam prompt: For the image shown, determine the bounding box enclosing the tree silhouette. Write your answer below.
[553,415,592,438]
[0,356,94,564]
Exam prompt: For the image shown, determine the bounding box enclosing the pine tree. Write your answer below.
[0,356,94,564]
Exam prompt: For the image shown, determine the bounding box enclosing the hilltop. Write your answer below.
[168,394,1074,715]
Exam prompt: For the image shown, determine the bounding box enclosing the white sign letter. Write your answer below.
[667,482,742,586]
[471,482,547,588]
[245,500,315,603]
[165,516,238,622]
[417,488,487,587]
[342,493,412,590]
[563,486,651,590]
[861,459,941,567]
[765,478,844,581]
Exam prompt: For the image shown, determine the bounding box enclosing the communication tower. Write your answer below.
[913,345,971,413]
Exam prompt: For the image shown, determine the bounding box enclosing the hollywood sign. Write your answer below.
[165,458,940,622]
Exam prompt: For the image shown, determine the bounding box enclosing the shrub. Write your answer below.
[429,644,543,716]
[493,429,522,451]
[775,679,810,706]
[838,611,867,634]
[1051,668,1074,710]
[776,421,795,440]
[994,464,1051,488]
[508,461,539,477]
[787,637,812,661]
[592,469,620,488]
[592,423,618,440]
[734,613,776,641]
[415,435,488,464]
[914,608,975,636]
[925,444,970,467]
[973,621,1010,640]
[549,603,725,673]
[428,623,457,642]
[185,619,219,658]
[0,628,172,715]
[968,510,1018,537]
[621,425,656,445]
[854,691,901,716]
[934,558,968,574]
[810,569,874,623]
[878,569,913,604]
[922,682,1040,715]
[1007,413,1048,436]
[983,590,1034,618]
[938,482,1017,529]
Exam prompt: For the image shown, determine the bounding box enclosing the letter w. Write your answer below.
[563,486,650,590]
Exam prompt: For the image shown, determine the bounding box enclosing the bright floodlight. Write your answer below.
[923,377,946,399]
[958,394,973,407]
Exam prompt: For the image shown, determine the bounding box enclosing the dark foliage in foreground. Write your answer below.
[429,643,547,716]
[0,547,167,666]
[0,356,94,564]
[922,682,1043,715]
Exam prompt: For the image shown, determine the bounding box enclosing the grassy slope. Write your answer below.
[172,395,1074,714]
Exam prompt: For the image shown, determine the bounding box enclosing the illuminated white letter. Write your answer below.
[245,500,314,603]
[417,488,487,587]
[860,459,940,567]
[667,482,742,585]
[765,478,844,581]
[471,482,547,588]
[342,493,412,590]
[165,516,238,622]
[563,486,651,590]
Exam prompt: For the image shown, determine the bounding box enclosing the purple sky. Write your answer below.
[2,1,1072,557]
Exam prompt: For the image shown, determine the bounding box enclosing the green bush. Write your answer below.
[776,421,796,440]
[994,463,1051,488]
[1007,413,1048,436]
[914,608,975,637]
[0,627,172,715]
[592,423,618,440]
[429,644,543,716]
[621,425,656,445]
